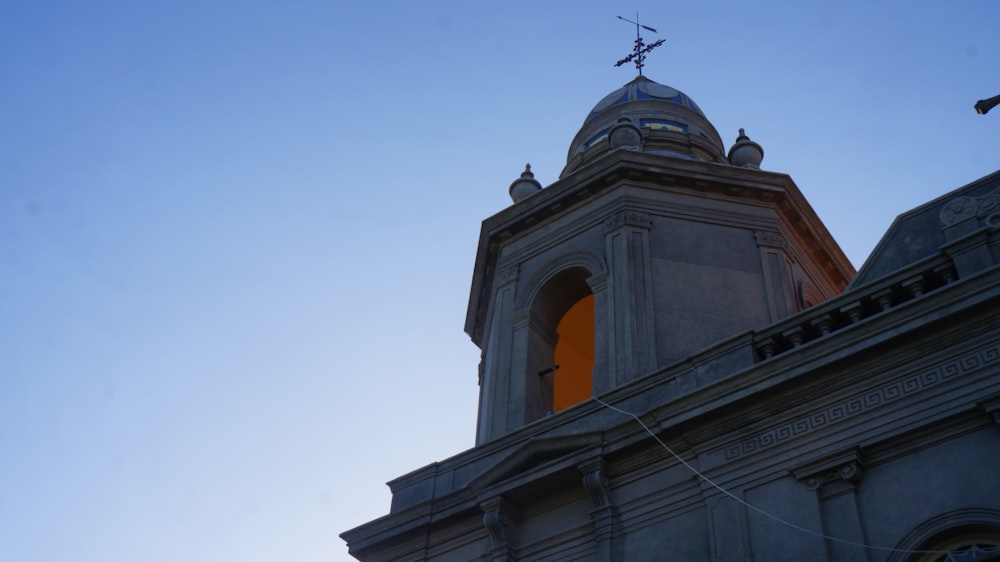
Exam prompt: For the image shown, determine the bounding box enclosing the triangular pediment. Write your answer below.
[853,169,1000,287]
[469,432,603,492]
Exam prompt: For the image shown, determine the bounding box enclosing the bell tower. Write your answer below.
[466,76,854,444]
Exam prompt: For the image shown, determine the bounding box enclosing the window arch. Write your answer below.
[524,266,595,420]
[889,509,1000,562]
[915,535,1000,562]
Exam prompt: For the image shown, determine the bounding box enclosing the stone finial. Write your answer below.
[508,163,543,203]
[609,117,642,150]
[727,128,764,168]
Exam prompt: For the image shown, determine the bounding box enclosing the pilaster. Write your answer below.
[704,492,751,562]
[477,265,520,444]
[755,230,795,321]
[793,449,869,562]
[604,209,657,385]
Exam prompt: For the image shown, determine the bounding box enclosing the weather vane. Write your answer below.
[614,14,665,76]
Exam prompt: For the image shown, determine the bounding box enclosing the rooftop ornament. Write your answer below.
[614,14,665,76]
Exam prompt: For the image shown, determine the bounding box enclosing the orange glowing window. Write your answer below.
[553,294,594,411]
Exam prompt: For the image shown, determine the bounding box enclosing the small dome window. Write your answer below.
[640,119,687,133]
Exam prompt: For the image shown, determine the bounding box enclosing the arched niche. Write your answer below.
[524,266,595,421]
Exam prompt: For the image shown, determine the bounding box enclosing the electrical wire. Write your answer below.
[592,396,953,557]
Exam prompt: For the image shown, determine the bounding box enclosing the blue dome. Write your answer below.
[562,76,726,177]
[585,77,707,122]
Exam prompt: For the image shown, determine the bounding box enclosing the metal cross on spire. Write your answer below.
[614,14,665,76]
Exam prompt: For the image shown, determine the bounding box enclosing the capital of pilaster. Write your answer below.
[604,210,652,234]
[496,264,520,285]
[793,451,865,492]
[754,230,786,248]
[980,396,1000,426]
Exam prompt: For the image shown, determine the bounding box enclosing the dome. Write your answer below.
[561,76,726,177]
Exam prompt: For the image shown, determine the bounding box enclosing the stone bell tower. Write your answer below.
[466,75,854,444]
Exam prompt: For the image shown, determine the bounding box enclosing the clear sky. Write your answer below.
[2,1,999,561]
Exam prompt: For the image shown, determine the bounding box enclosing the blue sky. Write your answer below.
[2,1,999,561]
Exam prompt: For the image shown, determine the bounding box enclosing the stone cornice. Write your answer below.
[465,150,852,346]
[728,335,998,464]
[349,258,1000,557]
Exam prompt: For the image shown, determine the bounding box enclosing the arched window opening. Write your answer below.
[890,510,1000,562]
[915,533,1000,562]
[553,294,594,411]
[526,266,594,420]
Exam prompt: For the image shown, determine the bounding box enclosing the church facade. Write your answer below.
[341,75,1000,561]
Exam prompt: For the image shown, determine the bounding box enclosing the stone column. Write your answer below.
[477,265,519,444]
[604,209,656,386]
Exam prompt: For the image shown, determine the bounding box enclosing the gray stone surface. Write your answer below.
[342,76,1000,561]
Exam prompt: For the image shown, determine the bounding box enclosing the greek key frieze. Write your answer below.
[984,346,1000,363]
[723,343,999,461]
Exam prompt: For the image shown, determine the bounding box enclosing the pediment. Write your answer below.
[853,169,1000,286]
[469,431,604,492]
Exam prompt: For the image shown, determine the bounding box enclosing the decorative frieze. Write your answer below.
[603,210,652,233]
[940,186,1000,226]
[724,343,1000,461]
[941,196,977,225]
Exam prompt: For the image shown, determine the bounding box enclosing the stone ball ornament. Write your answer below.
[609,118,643,149]
[727,128,764,168]
[509,163,543,203]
